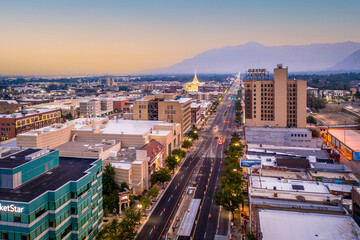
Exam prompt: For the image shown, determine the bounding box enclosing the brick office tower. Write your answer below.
[244,64,307,128]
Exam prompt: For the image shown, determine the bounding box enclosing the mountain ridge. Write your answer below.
[147,41,360,74]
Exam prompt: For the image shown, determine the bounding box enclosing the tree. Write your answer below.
[97,208,141,240]
[214,184,243,221]
[188,131,199,140]
[165,155,178,171]
[307,116,317,124]
[65,113,73,120]
[172,149,186,160]
[103,193,119,217]
[182,140,192,149]
[103,164,120,196]
[307,93,327,112]
[119,208,141,239]
[148,185,159,199]
[139,197,150,211]
[151,168,171,187]
[344,96,349,102]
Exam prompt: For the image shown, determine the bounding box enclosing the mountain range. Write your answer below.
[148,41,360,74]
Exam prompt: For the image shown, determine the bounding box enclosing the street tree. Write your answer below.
[148,185,159,199]
[103,164,120,196]
[151,168,171,187]
[165,155,178,172]
[172,149,186,159]
[181,140,192,149]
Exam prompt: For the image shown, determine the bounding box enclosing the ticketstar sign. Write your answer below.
[0,203,24,213]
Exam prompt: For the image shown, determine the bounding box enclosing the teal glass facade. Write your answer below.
[0,149,103,240]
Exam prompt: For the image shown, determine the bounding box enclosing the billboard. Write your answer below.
[240,159,261,168]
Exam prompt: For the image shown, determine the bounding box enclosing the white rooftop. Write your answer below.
[258,209,360,240]
[111,162,132,170]
[250,176,329,194]
[102,119,167,135]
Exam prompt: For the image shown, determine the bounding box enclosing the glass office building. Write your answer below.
[0,148,103,240]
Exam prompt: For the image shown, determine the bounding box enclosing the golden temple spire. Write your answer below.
[193,69,199,83]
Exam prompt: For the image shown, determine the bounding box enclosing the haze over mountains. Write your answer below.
[149,41,360,74]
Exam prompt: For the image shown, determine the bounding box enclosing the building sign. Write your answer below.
[247,69,269,79]
[0,204,24,213]
[120,196,128,201]
[240,159,261,168]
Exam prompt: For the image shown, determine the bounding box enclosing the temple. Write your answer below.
[186,70,204,92]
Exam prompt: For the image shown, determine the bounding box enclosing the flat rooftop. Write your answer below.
[56,140,120,154]
[247,144,329,160]
[258,209,360,240]
[0,108,58,119]
[0,157,98,202]
[0,148,50,169]
[328,128,360,152]
[250,176,329,194]
[101,119,168,135]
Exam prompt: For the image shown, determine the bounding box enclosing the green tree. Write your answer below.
[307,116,317,124]
[344,96,349,102]
[65,113,73,120]
[182,140,192,149]
[97,208,141,240]
[307,93,327,111]
[172,149,186,160]
[148,185,159,199]
[139,197,150,212]
[103,193,119,217]
[213,184,243,221]
[151,168,171,187]
[103,164,120,196]
[165,155,178,171]
[119,208,141,239]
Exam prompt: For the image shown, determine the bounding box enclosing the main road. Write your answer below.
[136,79,240,240]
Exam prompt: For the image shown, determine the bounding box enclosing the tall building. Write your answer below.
[244,64,306,128]
[186,70,205,92]
[0,148,103,240]
[133,94,192,135]
[0,108,61,141]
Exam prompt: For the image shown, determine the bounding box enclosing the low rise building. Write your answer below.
[0,108,61,141]
[0,148,103,240]
[323,128,360,160]
[257,209,360,240]
[190,103,201,124]
[80,99,101,117]
[245,127,321,148]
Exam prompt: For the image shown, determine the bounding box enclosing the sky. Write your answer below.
[0,0,360,75]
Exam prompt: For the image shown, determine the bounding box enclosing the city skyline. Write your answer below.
[1,0,360,75]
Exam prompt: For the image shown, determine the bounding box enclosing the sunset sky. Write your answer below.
[1,0,360,75]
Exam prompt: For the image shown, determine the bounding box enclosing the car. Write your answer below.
[218,136,224,144]
[215,136,219,139]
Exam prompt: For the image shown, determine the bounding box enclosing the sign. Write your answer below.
[120,196,128,201]
[0,204,24,213]
[240,159,261,168]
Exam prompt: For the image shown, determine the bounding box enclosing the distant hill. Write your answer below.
[332,50,360,71]
[148,41,360,74]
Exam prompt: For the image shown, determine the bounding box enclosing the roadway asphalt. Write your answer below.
[136,80,240,240]
[191,81,239,240]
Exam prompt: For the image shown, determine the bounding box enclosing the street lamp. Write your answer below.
[137,204,142,209]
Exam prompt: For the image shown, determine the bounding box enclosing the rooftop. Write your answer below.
[0,157,98,202]
[0,148,51,169]
[102,119,167,135]
[0,108,59,119]
[56,139,120,155]
[258,209,360,240]
[250,176,329,194]
[328,128,360,152]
